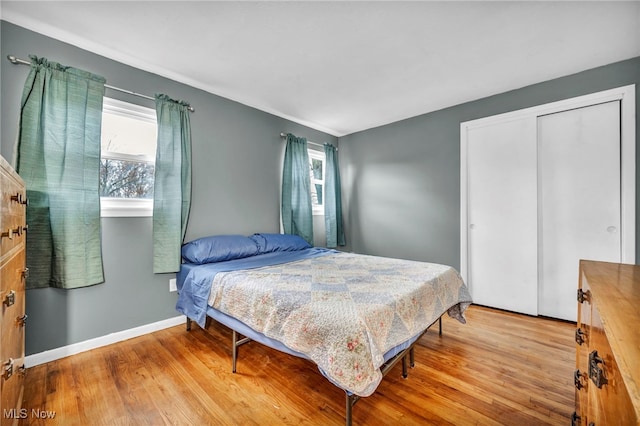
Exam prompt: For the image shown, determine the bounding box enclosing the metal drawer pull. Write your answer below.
[577,288,591,304]
[3,359,14,380]
[571,411,581,426]
[574,369,587,390]
[17,314,28,327]
[10,193,28,205]
[3,290,16,307]
[589,350,608,388]
[2,225,28,240]
[575,328,586,345]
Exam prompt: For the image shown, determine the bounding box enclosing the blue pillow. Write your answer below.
[249,233,311,254]
[181,235,259,264]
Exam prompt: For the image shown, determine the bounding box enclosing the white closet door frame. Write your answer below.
[460,85,635,296]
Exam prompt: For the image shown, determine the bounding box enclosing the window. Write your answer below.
[308,149,325,215]
[100,97,157,217]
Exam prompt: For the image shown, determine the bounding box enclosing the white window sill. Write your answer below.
[101,198,153,218]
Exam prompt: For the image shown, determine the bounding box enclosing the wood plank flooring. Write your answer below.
[17,305,575,425]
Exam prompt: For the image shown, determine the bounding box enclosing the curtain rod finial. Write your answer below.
[6,55,30,66]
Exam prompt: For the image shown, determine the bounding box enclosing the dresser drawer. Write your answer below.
[587,305,637,426]
[0,171,27,257]
[1,250,26,357]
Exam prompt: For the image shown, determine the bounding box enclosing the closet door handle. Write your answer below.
[606,226,617,233]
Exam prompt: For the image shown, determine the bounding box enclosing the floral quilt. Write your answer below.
[208,252,472,396]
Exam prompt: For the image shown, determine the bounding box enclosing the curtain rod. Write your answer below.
[280,132,337,150]
[7,55,195,112]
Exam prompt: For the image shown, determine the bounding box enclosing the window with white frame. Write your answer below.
[100,97,157,217]
[308,148,325,215]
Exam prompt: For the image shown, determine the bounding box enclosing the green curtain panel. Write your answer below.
[281,133,313,245]
[16,55,106,289]
[324,144,346,248]
[153,94,192,273]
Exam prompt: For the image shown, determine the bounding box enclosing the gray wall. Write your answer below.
[0,21,337,355]
[339,57,640,268]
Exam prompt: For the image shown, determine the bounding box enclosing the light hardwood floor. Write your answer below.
[18,305,575,425]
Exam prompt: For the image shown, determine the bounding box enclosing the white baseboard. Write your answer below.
[25,315,187,367]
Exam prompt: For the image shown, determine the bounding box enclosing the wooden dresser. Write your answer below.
[0,156,27,425]
[574,260,640,425]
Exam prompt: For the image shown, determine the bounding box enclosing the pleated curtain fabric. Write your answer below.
[323,144,346,248]
[16,55,106,289]
[152,94,192,273]
[281,133,314,245]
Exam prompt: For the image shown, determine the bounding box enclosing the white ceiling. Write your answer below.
[2,1,640,137]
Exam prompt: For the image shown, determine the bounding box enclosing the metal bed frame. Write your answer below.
[186,315,443,426]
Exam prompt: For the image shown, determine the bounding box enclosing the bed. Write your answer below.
[176,233,472,425]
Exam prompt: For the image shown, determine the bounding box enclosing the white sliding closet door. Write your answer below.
[466,117,538,315]
[538,101,621,321]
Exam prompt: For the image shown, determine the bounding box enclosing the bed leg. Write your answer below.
[345,393,358,426]
[232,330,238,373]
[186,317,191,331]
[230,330,251,373]
[409,347,415,368]
[438,317,442,336]
[402,355,408,378]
